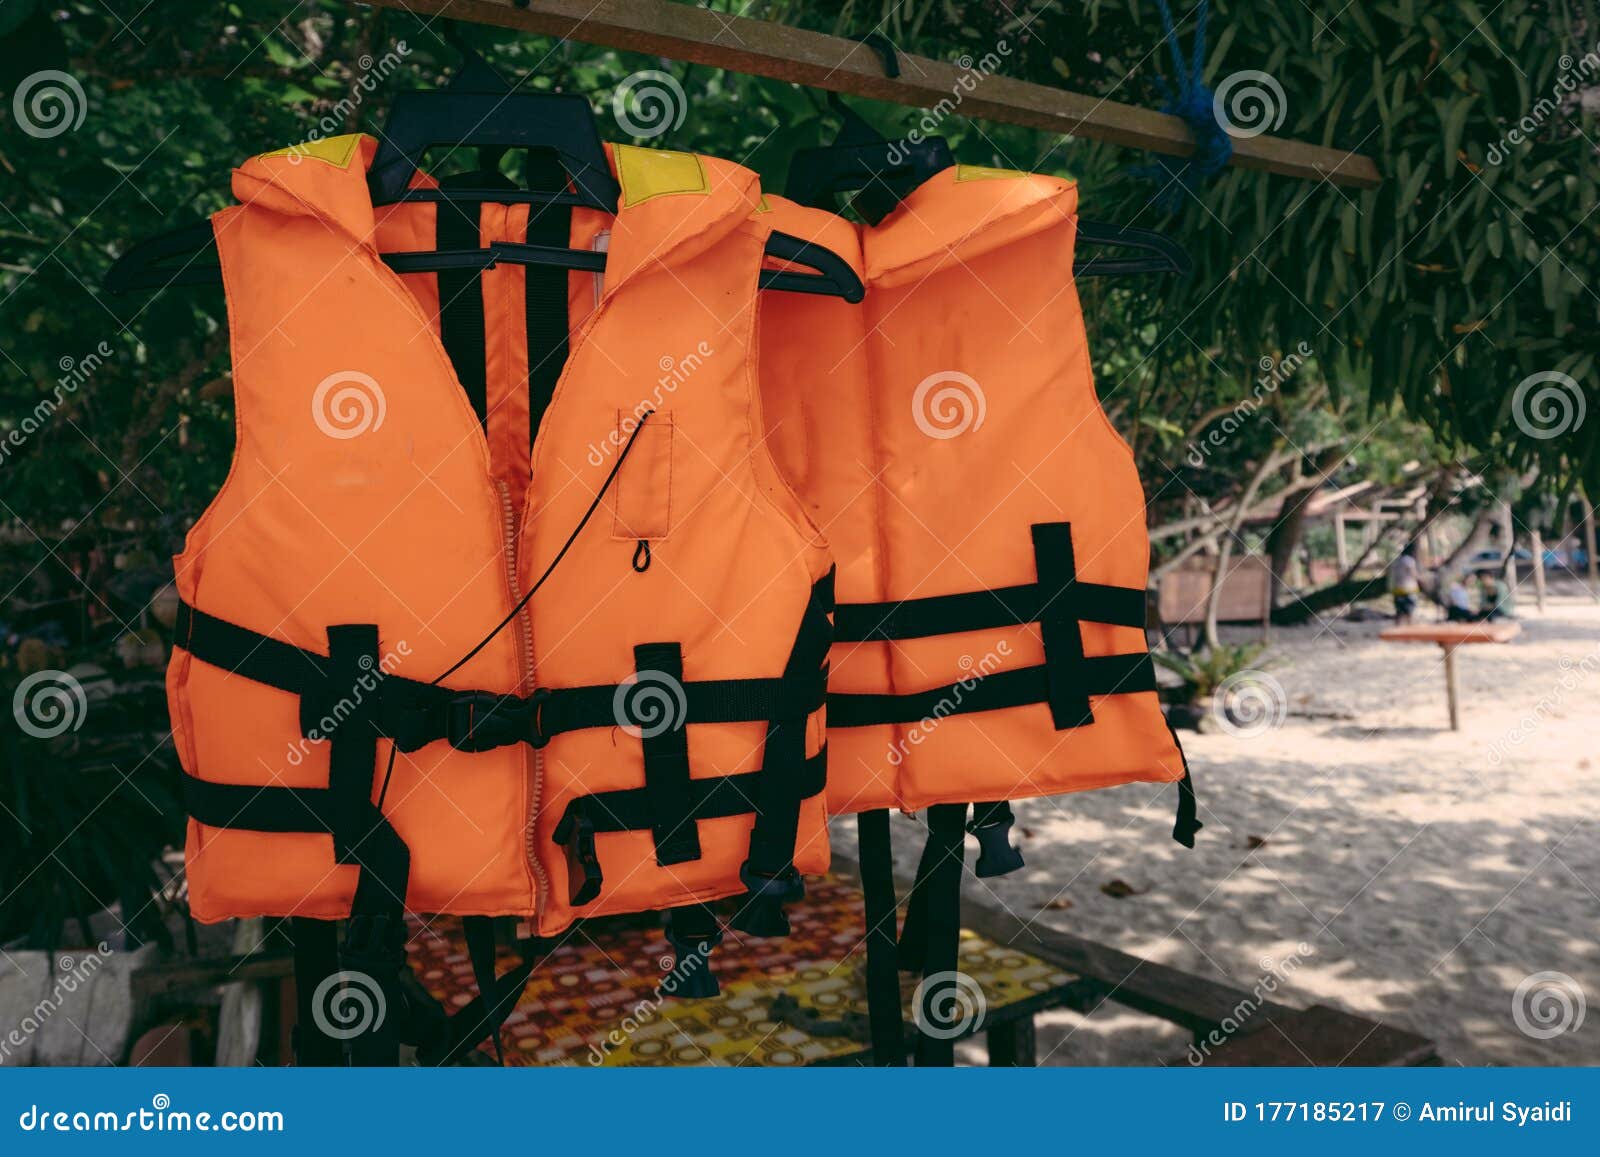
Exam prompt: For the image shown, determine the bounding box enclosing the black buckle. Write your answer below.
[968,811,1025,879]
[729,863,801,938]
[445,690,546,753]
[664,913,724,999]
[339,912,406,976]
[553,802,603,906]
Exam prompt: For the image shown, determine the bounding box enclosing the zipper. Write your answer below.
[496,478,548,914]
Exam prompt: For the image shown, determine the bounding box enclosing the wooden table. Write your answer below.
[1378,621,1522,730]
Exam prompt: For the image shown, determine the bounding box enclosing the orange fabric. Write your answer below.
[170,138,830,934]
[757,169,1184,815]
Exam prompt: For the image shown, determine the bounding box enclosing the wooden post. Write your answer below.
[1530,528,1546,613]
[1441,644,1460,731]
[363,0,1382,187]
[1333,509,1349,571]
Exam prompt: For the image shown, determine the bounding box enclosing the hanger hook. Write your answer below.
[849,32,902,79]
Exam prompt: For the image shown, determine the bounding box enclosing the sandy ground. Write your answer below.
[839,583,1600,1067]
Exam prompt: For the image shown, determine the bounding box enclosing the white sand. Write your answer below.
[845,585,1600,1066]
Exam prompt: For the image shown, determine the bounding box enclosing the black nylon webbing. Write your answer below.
[174,600,825,753]
[632,641,701,866]
[827,654,1157,728]
[291,918,342,1066]
[912,804,967,1067]
[434,179,491,426]
[856,809,906,1066]
[744,573,835,882]
[834,578,1145,642]
[1033,522,1092,729]
[523,149,571,454]
[324,624,381,864]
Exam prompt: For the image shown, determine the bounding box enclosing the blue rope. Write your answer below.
[1137,0,1233,207]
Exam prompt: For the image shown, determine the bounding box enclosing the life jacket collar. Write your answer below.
[229,133,763,299]
[865,163,1079,289]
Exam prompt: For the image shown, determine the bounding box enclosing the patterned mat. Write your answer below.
[405,873,1073,1066]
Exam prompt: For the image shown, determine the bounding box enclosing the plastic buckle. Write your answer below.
[664,916,724,1000]
[339,913,406,976]
[553,804,603,906]
[968,812,1026,879]
[729,863,800,938]
[445,691,536,753]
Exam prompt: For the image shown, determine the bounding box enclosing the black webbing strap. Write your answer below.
[552,752,828,906]
[834,578,1145,641]
[856,809,906,1065]
[828,655,1156,727]
[323,624,382,863]
[731,570,836,938]
[911,803,967,1067]
[435,173,501,426]
[523,149,571,451]
[632,642,701,866]
[290,917,342,1066]
[337,805,410,1067]
[1168,721,1203,849]
[185,773,529,1066]
[174,599,826,755]
[557,749,826,836]
[828,522,1157,732]
[663,903,723,999]
[1033,522,1092,728]
[175,599,324,697]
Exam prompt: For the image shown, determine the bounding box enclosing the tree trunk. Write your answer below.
[1203,446,1293,647]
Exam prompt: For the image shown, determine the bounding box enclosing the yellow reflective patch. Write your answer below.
[259,134,365,169]
[615,145,709,207]
[753,195,773,214]
[954,163,1029,183]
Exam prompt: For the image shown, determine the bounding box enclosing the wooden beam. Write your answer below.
[367,0,1382,188]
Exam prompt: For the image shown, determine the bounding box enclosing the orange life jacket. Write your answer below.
[757,162,1196,1066]
[758,164,1189,821]
[167,135,832,1058]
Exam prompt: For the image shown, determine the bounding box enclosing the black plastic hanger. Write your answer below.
[785,91,1189,280]
[107,29,864,302]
